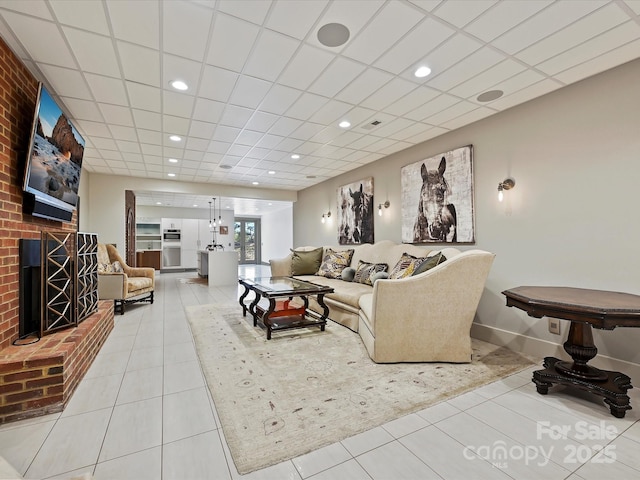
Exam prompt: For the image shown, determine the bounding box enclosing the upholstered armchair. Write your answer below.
[97,243,155,314]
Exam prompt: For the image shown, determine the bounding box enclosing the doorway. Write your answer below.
[234,218,260,264]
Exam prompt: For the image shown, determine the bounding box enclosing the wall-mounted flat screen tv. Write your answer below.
[23,83,84,223]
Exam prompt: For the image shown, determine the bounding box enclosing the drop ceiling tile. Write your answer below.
[432,0,497,28]
[388,121,432,141]
[423,100,478,125]
[163,146,184,158]
[449,59,526,99]
[441,106,496,131]
[342,1,422,65]
[118,42,160,87]
[346,134,380,151]
[199,66,238,102]
[107,0,159,49]
[626,0,640,14]
[116,140,141,153]
[538,21,640,76]
[98,104,134,127]
[206,13,259,72]
[212,125,240,143]
[554,38,640,85]
[246,147,271,160]
[360,77,416,111]
[184,150,205,161]
[192,98,225,123]
[136,129,162,144]
[279,44,335,91]
[308,57,366,98]
[163,115,190,135]
[227,144,251,157]
[62,98,103,122]
[75,120,112,138]
[259,84,302,115]
[162,54,202,94]
[141,143,162,156]
[336,68,393,105]
[185,137,209,151]
[255,134,284,149]
[384,86,440,116]
[414,33,482,84]
[109,125,138,142]
[235,129,264,146]
[51,0,110,35]
[163,91,195,118]
[90,137,118,150]
[405,93,459,121]
[290,123,326,141]
[1,11,75,66]
[375,18,455,75]
[229,75,272,109]
[285,92,329,121]
[481,69,546,105]
[101,149,124,161]
[216,0,271,26]
[244,30,299,82]
[162,1,213,61]
[489,78,561,110]
[0,0,52,19]
[125,82,161,112]
[189,121,216,139]
[207,141,231,154]
[267,0,328,39]
[245,111,279,133]
[336,106,378,129]
[85,73,128,105]
[275,137,304,152]
[133,109,162,130]
[492,0,605,55]
[367,117,415,138]
[219,105,254,128]
[515,3,628,66]
[309,99,353,125]
[430,47,505,91]
[329,131,364,147]
[465,0,552,42]
[268,117,303,136]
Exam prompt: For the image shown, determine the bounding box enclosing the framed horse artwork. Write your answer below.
[401,145,475,244]
[337,177,374,245]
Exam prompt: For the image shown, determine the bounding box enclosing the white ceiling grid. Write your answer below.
[0,0,638,212]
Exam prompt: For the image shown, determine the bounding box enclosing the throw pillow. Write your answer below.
[291,247,323,275]
[112,261,123,273]
[389,252,428,279]
[353,260,388,286]
[316,248,354,279]
[341,267,356,282]
[413,252,447,275]
[371,271,389,284]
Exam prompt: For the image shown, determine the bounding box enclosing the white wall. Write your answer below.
[260,205,293,263]
[293,58,640,366]
[77,169,90,232]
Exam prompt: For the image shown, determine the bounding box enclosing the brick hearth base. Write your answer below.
[0,300,114,424]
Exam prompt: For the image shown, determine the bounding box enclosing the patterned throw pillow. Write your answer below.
[353,260,388,286]
[316,248,354,279]
[388,253,428,279]
[97,262,123,274]
[112,261,123,273]
[413,252,446,275]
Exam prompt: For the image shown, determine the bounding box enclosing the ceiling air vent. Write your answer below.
[361,120,382,130]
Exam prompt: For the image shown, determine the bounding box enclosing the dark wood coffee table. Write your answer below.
[503,286,640,418]
[239,276,334,340]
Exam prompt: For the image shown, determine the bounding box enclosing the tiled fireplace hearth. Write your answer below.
[0,301,114,424]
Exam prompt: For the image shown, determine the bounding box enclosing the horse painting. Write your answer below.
[337,178,374,244]
[412,157,457,243]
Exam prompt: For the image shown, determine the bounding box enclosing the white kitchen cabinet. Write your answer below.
[181,219,199,269]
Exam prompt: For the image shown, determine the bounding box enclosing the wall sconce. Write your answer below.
[497,178,515,202]
[378,200,390,216]
[321,211,331,224]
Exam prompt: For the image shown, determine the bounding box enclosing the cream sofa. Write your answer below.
[270,240,495,363]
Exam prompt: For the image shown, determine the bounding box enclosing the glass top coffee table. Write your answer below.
[238,277,334,339]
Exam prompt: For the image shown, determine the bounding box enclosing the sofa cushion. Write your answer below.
[316,248,354,279]
[291,247,323,275]
[413,252,447,275]
[353,260,388,286]
[388,252,428,279]
[128,276,153,292]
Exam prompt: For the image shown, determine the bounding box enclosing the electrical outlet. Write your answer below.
[548,318,561,335]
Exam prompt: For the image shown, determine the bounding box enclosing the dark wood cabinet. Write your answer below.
[136,250,161,270]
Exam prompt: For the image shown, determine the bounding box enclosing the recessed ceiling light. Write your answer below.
[167,173,176,177]
[252,181,259,185]
[477,90,504,102]
[170,80,188,91]
[156,202,162,205]
[317,23,350,47]
[169,135,181,142]
[291,154,300,159]
[268,170,276,175]
[168,158,178,163]
[193,204,198,207]
[339,120,351,128]
[414,66,431,78]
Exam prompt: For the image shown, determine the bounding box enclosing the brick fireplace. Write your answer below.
[0,35,111,423]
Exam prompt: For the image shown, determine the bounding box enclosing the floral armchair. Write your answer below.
[97,243,155,314]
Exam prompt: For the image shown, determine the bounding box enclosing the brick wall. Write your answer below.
[0,36,76,350]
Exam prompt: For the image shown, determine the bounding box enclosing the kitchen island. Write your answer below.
[198,249,238,286]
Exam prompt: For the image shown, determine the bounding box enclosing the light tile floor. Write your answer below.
[1,265,640,479]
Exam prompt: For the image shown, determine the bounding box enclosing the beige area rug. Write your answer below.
[186,304,535,475]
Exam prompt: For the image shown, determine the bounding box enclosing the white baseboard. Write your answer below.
[471,323,640,385]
